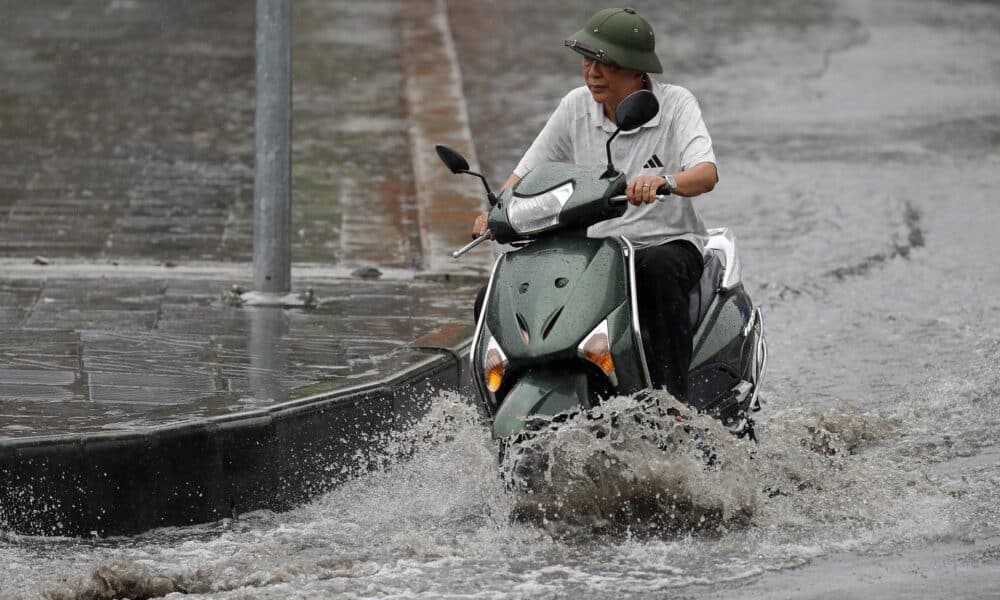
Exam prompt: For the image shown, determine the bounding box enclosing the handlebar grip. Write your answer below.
[609,194,669,206]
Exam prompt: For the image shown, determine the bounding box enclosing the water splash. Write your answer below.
[499,392,759,536]
[38,562,177,600]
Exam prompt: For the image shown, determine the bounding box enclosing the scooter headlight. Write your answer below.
[483,336,509,393]
[507,182,574,234]
[577,319,617,387]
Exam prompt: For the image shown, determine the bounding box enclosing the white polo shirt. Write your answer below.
[513,78,716,253]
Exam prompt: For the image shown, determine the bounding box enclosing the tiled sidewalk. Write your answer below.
[0,273,478,440]
[0,0,487,443]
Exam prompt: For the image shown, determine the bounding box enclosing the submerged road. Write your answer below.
[3,0,1000,598]
[452,0,1000,596]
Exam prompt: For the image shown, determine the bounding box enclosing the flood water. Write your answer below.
[1,374,998,598]
[3,0,1000,598]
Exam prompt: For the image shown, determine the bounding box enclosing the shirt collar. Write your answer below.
[590,76,664,134]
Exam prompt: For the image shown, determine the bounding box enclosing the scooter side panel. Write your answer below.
[485,236,628,363]
[690,288,753,372]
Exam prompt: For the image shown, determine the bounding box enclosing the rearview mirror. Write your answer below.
[615,89,659,132]
[435,144,470,173]
[600,89,661,178]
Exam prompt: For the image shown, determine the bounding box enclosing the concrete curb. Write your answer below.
[0,0,485,537]
[1,344,469,536]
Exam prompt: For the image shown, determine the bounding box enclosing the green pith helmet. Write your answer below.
[564,7,663,74]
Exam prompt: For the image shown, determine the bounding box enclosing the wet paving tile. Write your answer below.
[0,369,76,386]
[80,331,223,377]
[0,329,81,371]
[0,384,76,402]
[24,308,159,331]
[87,385,207,406]
[0,309,26,326]
[156,305,252,336]
[34,279,166,310]
[88,372,217,392]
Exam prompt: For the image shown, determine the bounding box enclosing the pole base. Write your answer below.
[223,285,317,308]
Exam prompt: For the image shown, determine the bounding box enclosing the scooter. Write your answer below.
[439,89,766,444]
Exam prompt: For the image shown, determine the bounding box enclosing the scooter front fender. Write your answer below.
[492,369,596,439]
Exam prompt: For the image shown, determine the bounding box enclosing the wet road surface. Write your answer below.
[0,0,421,267]
[3,0,1000,598]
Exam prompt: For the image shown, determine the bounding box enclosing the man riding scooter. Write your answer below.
[473,7,719,402]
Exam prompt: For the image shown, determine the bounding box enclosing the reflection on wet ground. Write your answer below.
[0,275,477,439]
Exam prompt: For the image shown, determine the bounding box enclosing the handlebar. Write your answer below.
[452,186,671,259]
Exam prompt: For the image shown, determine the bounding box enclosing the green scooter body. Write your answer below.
[474,233,652,440]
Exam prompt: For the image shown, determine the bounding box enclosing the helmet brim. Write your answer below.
[565,28,663,74]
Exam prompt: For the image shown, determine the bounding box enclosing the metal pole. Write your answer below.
[253,0,292,295]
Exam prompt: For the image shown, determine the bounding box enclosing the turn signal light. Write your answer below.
[577,320,617,387]
[484,337,508,393]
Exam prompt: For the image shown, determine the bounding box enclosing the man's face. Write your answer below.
[581,57,642,108]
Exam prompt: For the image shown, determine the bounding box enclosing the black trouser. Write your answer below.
[472,240,703,400]
[633,240,704,401]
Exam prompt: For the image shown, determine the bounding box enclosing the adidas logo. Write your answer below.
[642,154,664,169]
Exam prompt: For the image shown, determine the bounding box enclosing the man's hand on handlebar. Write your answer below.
[470,174,520,239]
[626,175,668,205]
[472,211,493,239]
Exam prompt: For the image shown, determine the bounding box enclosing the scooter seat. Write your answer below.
[689,249,724,328]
